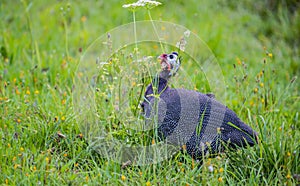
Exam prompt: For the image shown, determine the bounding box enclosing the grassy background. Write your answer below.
[0,0,299,185]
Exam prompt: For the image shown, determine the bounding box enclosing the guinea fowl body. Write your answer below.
[141,75,257,159]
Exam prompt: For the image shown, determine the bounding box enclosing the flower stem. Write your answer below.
[63,18,70,59]
[133,11,138,54]
[148,10,165,53]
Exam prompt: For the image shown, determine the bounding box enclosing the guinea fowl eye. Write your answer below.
[169,54,174,59]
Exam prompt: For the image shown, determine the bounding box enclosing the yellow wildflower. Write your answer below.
[253,88,258,93]
[81,16,87,22]
[151,139,155,145]
[121,175,126,181]
[218,177,223,182]
[219,168,224,173]
[15,89,20,95]
[260,83,264,87]
[268,53,273,58]
[146,181,151,186]
[236,57,242,65]
[14,164,21,169]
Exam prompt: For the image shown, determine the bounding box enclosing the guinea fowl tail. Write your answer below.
[223,115,258,148]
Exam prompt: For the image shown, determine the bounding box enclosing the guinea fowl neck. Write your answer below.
[159,69,170,80]
[150,70,169,94]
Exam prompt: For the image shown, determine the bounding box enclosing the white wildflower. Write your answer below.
[208,165,214,172]
[141,0,162,6]
[176,37,187,51]
[122,2,145,9]
[184,30,191,38]
[133,56,153,63]
[122,0,162,10]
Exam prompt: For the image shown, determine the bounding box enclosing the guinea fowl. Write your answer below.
[141,52,258,159]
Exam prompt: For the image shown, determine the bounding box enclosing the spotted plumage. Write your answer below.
[141,52,257,159]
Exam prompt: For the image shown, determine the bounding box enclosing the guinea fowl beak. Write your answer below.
[158,54,167,61]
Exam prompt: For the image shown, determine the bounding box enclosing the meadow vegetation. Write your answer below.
[0,0,299,185]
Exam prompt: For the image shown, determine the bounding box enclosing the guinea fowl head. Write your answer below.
[151,51,181,92]
[158,52,181,79]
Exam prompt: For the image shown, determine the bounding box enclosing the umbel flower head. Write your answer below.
[122,0,162,10]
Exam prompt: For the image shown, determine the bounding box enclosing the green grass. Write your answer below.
[0,0,299,185]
